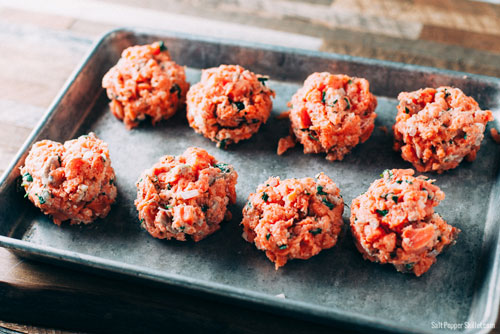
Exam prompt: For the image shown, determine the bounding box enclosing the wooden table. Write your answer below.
[0,1,499,333]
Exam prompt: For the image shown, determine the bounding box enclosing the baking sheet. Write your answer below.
[1,28,500,334]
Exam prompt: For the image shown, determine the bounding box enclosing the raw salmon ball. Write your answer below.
[20,133,117,225]
[350,169,460,276]
[277,72,377,161]
[135,147,238,242]
[393,87,493,173]
[102,41,189,129]
[241,173,344,269]
[186,65,275,148]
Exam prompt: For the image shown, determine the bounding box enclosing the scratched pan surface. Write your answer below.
[1,28,500,334]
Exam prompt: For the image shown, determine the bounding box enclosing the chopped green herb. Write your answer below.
[201,204,209,212]
[246,201,253,208]
[164,204,173,209]
[405,180,413,184]
[262,192,269,202]
[109,178,115,185]
[37,194,46,205]
[234,101,245,111]
[380,193,388,200]
[214,163,231,173]
[322,198,335,209]
[167,182,172,190]
[308,133,319,141]
[24,191,29,198]
[316,185,327,195]
[169,83,181,98]
[404,107,410,114]
[396,180,403,184]
[278,244,288,250]
[380,169,393,178]
[140,218,144,224]
[321,91,326,104]
[179,226,185,231]
[464,134,468,139]
[266,233,271,240]
[376,209,389,216]
[348,79,353,84]
[158,41,167,51]
[258,77,268,86]
[57,155,62,164]
[344,97,350,109]
[23,172,33,182]
[310,228,322,235]
[392,195,399,203]
[405,263,415,271]
[444,90,450,98]
[304,191,311,195]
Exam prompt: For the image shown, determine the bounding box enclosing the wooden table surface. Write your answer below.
[0,1,499,333]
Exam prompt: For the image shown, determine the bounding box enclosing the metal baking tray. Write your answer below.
[1,28,499,334]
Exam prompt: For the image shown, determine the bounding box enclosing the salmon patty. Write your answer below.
[241,173,344,269]
[350,169,460,276]
[135,147,238,241]
[277,72,377,161]
[20,133,117,225]
[186,65,275,148]
[102,41,189,129]
[393,87,493,173]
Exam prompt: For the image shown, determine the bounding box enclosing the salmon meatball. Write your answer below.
[186,65,275,148]
[277,72,377,161]
[350,169,460,276]
[20,133,117,225]
[135,147,238,242]
[241,173,344,269]
[102,41,189,129]
[393,87,493,173]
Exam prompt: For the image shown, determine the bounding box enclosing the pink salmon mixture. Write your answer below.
[20,133,117,225]
[277,72,377,161]
[135,147,238,242]
[241,173,344,269]
[102,41,189,129]
[186,65,275,148]
[350,169,460,276]
[393,86,493,173]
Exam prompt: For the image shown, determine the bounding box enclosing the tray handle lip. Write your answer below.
[0,235,429,334]
[111,26,500,85]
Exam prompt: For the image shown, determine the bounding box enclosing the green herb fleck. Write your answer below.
[214,163,231,173]
[201,204,209,212]
[23,172,33,182]
[316,185,327,195]
[37,194,46,205]
[444,90,450,98]
[24,191,29,198]
[140,218,145,224]
[308,133,319,141]
[167,182,172,190]
[234,101,245,111]
[321,91,326,104]
[170,83,181,98]
[258,77,268,86]
[380,169,393,179]
[322,198,335,209]
[405,180,413,184]
[464,134,467,139]
[344,97,350,109]
[405,263,415,271]
[158,41,167,51]
[380,194,389,200]
[392,195,399,203]
[304,191,311,195]
[179,226,185,231]
[348,79,353,84]
[310,228,322,235]
[266,233,271,240]
[109,178,115,185]
[376,209,389,216]
[404,107,410,114]
[278,244,288,250]
[396,180,403,184]
[164,204,173,209]
[262,192,269,202]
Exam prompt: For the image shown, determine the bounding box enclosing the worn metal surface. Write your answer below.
[1,28,500,334]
